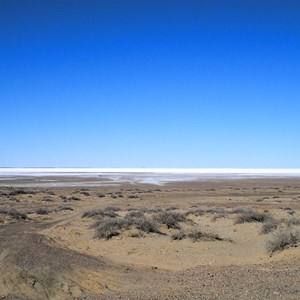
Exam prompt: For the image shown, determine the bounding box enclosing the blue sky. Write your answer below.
[1,0,300,168]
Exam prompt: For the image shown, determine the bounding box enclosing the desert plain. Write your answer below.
[0,173,299,299]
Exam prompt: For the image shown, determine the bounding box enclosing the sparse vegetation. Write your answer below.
[155,211,186,229]
[231,206,252,214]
[187,229,224,242]
[171,230,186,240]
[261,219,278,234]
[82,208,118,218]
[94,218,124,240]
[266,228,300,254]
[0,208,27,220]
[284,216,300,226]
[55,205,74,211]
[36,208,50,215]
[135,218,160,233]
[235,211,271,224]
[185,207,206,216]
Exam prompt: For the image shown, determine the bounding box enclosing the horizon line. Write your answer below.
[1,167,300,174]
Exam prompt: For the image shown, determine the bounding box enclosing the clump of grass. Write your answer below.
[266,228,300,254]
[36,208,50,215]
[128,194,139,199]
[154,211,186,229]
[171,230,186,240]
[235,211,271,224]
[97,193,106,198]
[187,229,224,242]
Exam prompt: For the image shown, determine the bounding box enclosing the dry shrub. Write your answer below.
[56,205,74,211]
[187,229,224,242]
[104,206,121,212]
[82,208,118,218]
[231,206,252,214]
[284,216,300,226]
[154,211,186,229]
[261,219,279,234]
[171,230,186,240]
[138,207,162,214]
[235,211,271,224]
[94,218,124,240]
[135,218,160,233]
[267,228,300,254]
[0,208,27,220]
[185,207,206,217]
[36,208,50,215]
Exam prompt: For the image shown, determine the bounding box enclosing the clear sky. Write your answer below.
[1,0,300,168]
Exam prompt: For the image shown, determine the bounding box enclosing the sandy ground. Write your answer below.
[0,176,299,299]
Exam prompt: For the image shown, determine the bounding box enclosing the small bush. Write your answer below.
[104,206,121,212]
[6,209,27,220]
[97,193,106,198]
[42,196,53,202]
[56,206,74,211]
[128,194,139,199]
[171,231,186,240]
[266,228,300,254]
[231,206,252,214]
[206,206,226,214]
[9,189,30,196]
[129,231,144,238]
[80,191,90,196]
[155,211,186,229]
[82,208,118,218]
[67,196,81,201]
[187,229,223,242]
[261,219,278,234]
[0,208,8,214]
[94,218,123,240]
[36,208,50,215]
[166,206,179,211]
[284,216,300,226]
[139,207,162,214]
[185,207,206,217]
[125,211,145,219]
[235,211,271,224]
[135,218,160,233]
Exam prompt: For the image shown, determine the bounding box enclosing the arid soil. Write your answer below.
[0,176,300,299]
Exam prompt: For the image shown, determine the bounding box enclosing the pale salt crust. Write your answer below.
[0,168,300,187]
